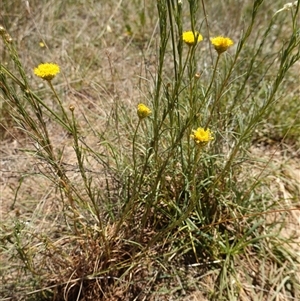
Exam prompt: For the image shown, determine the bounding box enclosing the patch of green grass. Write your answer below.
[1,0,299,300]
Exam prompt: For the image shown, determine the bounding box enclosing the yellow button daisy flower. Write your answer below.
[182,31,203,46]
[210,36,234,54]
[34,63,60,81]
[137,103,152,119]
[191,127,214,145]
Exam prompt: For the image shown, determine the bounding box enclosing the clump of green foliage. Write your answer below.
[0,0,299,300]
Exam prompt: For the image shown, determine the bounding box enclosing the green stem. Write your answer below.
[47,80,72,126]
[132,119,141,174]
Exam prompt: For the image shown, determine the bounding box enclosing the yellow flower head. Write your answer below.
[191,127,214,145]
[182,31,203,46]
[34,63,60,81]
[210,36,234,54]
[137,103,152,119]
